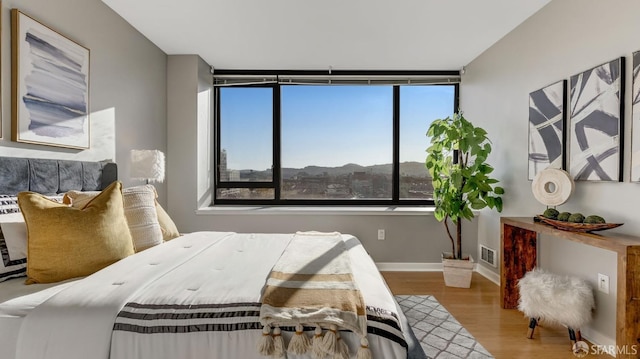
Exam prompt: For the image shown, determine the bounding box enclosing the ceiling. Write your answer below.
[101,0,551,71]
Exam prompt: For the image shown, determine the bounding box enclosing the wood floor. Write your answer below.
[382,271,612,359]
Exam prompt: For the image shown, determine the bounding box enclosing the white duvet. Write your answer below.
[8,232,407,359]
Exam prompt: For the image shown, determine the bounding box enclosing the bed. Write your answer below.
[0,156,420,359]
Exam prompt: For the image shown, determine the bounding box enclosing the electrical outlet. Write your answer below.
[377,229,385,240]
[597,273,610,294]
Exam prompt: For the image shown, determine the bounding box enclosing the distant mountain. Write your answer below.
[399,161,431,177]
[280,161,429,179]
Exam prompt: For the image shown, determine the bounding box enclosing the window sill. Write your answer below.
[195,206,436,216]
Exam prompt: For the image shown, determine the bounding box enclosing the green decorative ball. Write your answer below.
[585,215,606,224]
[568,213,585,223]
[557,212,571,222]
[542,208,559,219]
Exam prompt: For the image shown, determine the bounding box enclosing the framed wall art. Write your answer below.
[631,51,640,182]
[568,57,624,182]
[11,9,90,149]
[528,80,566,180]
[0,1,3,138]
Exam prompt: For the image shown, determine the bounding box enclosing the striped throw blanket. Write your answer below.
[258,231,371,359]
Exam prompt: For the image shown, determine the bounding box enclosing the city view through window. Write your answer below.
[217,84,455,202]
[219,150,432,200]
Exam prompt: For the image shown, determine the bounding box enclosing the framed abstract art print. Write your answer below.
[528,80,567,180]
[568,57,624,182]
[11,9,90,149]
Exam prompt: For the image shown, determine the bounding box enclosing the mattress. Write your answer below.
[1,231,409,359]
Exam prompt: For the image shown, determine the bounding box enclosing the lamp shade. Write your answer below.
[130,150,165,183]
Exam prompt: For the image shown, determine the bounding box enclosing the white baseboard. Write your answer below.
[475,264,500,285]
[375,262,443,271]
[376,262,500,286]
[580,330,616,352]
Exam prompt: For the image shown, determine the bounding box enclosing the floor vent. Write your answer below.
[480,245,497,267]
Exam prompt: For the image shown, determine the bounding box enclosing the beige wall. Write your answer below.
[0,0,167,201]
[462,0,640,346]
[166,55,200,225]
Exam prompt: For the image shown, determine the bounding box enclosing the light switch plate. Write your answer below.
[597,273,609,294]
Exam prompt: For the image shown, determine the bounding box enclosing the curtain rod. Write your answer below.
[213,69,461,76]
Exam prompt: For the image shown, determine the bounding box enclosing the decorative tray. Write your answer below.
[535,215,623,233]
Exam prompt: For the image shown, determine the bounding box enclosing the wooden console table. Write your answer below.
[501,217,640,357]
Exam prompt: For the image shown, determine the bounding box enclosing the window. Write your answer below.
[214,71,459,205]
[400,85,455,200]
[281,86,393,200]
[216,87,275,200]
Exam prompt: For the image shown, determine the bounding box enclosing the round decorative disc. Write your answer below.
[531,168,574,206]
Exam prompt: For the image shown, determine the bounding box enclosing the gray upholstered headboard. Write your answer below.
[0,157,117,195]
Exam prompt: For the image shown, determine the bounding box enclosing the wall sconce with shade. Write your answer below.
[130,150,165,184]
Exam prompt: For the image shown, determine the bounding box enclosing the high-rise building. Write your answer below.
[220,149,229,181]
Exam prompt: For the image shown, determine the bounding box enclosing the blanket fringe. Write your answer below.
[333,332,350,359]
[322,324,339,355]
[312,326,325,359]
[273,326,286,358]
[287,324,310,355]
[260,324,367,359]
[258,326,274,356]
[356,337,372,359]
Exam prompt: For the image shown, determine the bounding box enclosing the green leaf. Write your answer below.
[478,182,492,192]
[474,127,487,137]
[470,198,486,210]
[462,206,474,220]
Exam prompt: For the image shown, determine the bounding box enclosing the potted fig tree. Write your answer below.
[425,111,504,288]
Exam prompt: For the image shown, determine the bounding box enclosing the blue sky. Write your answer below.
[220,85,454,170]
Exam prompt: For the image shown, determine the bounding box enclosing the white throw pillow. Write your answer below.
[64,185,163,252]
[0,195,20,215]
[0,213,28,282]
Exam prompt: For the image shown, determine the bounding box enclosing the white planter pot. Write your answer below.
[442,253,475,288]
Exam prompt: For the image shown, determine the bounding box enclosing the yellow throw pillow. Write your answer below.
[155,201,180,241]
[64,185,164,251]
[62,191,96,208]
[18,181,134,284]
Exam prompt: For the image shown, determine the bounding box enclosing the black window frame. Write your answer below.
[214,70,459,206]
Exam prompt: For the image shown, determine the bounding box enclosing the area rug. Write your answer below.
[396,295,494,359]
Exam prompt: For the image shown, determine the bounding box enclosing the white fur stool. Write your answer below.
[517,268,595,346]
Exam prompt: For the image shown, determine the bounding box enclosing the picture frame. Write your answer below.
[528,80,566,180]
[0,0,3,139]
[568,57,624,182]
[631,51,640,182]
[11,9,90,149]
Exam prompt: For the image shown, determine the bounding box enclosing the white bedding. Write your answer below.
[0,278,79,359]
[1,232,408,359]
[0,278,80,312]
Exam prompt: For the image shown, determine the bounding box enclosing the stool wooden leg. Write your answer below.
[568,327,577,346]
[527,317,538,339]
[575,329,582,342]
